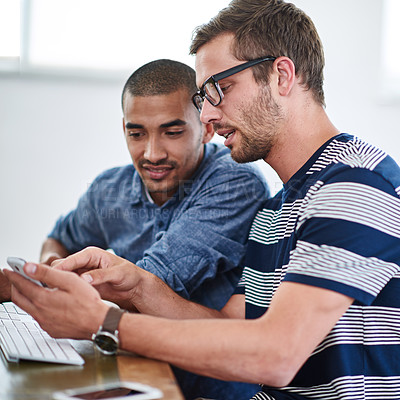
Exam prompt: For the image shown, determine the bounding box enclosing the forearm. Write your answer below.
[133,270,225,319]
[118,313,280,385]
[40,238,70,265]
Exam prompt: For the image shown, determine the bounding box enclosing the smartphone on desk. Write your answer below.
[6,257,46,287]
[52,382,163,400]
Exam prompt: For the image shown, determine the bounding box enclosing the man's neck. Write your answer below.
[266,107,339,184]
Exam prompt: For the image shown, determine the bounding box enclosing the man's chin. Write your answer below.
[227,138,255,164]
[145,182,179,200]
[146,181,176,193]
[230,150,262,164]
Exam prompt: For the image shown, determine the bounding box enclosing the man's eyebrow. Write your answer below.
[160,119,187,128]
[125,122,144,129]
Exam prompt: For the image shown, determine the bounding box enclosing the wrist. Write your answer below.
[127,265,150,310]
[92,307,126,355]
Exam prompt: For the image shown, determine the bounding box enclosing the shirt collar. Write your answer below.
[179,143,212,197]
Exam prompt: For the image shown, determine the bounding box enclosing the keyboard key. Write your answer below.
[0,312,9,320]
[3,303,17,314]
[0,326,19,355]
[3,326,30,355]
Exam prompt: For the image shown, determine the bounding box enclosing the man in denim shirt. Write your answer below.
[37,59,268,399]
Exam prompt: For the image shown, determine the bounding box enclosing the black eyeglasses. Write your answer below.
[192,56,276,112]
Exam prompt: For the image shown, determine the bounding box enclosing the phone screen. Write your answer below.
[71,387,145,399]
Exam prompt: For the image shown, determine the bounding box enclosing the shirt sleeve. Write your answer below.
[284,167,400,305]
[136,166,268,301]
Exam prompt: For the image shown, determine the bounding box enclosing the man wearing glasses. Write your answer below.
[6,1,400,399]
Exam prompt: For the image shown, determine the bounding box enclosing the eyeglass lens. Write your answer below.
[204,80,221,106]
[192,80,220,112]
[193,95,204,111]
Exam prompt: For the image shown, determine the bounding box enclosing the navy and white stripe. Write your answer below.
[248,200,303,245]
[280,375,400,399]
[256,376,400,399]
[307,136,387,175]
[313,304,400,354]
[297,181,400,238]
[288,241,399,298]
[241,134,400,400]
[239,266,287,308]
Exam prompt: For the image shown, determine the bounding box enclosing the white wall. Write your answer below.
[1,0,399,265]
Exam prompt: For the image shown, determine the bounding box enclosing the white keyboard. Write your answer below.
[0,302,84,365]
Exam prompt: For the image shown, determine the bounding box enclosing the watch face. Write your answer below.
[94,332,119,355]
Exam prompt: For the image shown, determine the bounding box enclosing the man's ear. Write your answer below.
[122,117,127,137]
[274,56,296,97]
[202,122,215,144]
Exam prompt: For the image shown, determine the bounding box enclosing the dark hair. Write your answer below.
[190,0,325,106]
[121,59,197,109]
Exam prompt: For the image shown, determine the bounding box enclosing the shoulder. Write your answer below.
[296,137,400,231]
[82,165,139,205]
[90,165,136,185]
[84,165,137,199]
[312,134,400,196]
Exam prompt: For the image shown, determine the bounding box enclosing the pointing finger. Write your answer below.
[52,247,115,272]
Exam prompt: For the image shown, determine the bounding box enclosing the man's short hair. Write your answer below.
[121,59,197,109]
[190,0,325,106]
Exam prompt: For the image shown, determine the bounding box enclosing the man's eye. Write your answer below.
[220,84,231,93]
[165,130,184,136]
[127,131,143,138]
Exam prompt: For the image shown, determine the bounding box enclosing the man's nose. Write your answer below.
[143,136,167,163]
[200,99,223,125]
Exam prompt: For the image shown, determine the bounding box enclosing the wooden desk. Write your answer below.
[0,340,184,399]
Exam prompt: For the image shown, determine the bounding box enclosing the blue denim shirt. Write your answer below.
[49,143,269,309]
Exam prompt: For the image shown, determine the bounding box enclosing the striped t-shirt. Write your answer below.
[236,133,400,399]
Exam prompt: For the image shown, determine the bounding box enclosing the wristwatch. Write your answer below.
[92,307,125,355]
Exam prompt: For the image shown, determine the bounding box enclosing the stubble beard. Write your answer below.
[230,86,284,164]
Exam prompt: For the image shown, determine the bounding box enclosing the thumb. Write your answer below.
[24,262,80,291]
